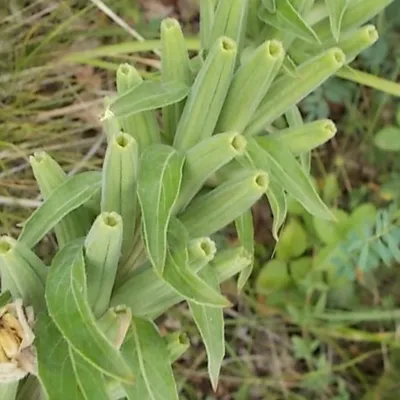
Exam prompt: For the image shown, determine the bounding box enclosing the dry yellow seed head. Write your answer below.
[0,299,37,382]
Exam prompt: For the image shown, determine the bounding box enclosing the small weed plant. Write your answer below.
[0,0,395,398]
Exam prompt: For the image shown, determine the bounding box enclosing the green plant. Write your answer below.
[255,182,400,310]
[374,104,400,151]
[0,0,396,398]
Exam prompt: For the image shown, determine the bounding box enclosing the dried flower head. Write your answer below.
[0,299,37,382]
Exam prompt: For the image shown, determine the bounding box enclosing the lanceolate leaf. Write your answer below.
[121,318,179,400]
[163,220,231,307]
[325,0,349,41]
[36,312,84,400]
[259,0,319,44]
[312,0,392,42]
[261,0,276,13]
[0,291,12,309]
[200,0,215,49]
[109,81,189,118]
[137,145,185,275]
[208,0,249,50]
[235,210,255,290]
[46,241,135,383]
[164,244,230,308]
[266,180,287,241]
[188,265,225,391]
[18,171,101,249]
[248,137,333,220]
[111,246,251,319]
[69,349,110,400]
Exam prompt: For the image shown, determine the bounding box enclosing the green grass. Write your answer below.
[2,1,400,399]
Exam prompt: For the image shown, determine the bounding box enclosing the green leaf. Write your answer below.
[349,203,377,231]
[18,171,101,248]
[200,0,215,49]
[0,291,12,308]
[208,0,249,51]
[373,126,400,152]
[261,0,276,13]
[239,137,287,242]
[265,179,287,241]
[313,209,349,245]
[0,382,17,400]
[256,259,290,293]
[46,241,135,383]
[235,210,254,291]
[137,145,185,275]
[121,318,179,400]
[259,0,319,44]
[163,220,231,307]
[275,218,308,261]
[109,80,189,118]
[396,105,400,126]
[325,0,350,41]
[188,265,225,391]
[247,0,264,40]
[290,256,312,282]
[36,312,84,400]
[69,349,110,400]
[112,246,251,319]
[249,137,333,220]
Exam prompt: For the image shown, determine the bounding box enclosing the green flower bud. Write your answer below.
[101,132,138,259]
[116,63,160,150]
[173,37,237,151]
[161,18,192,142]
[84,212,123,317]
[96,305,131,348]
[0,237,46,310]
[180,170,269,237]
[217,40,285,133]
[30,152,90,246]
[176,132,247,211]
[271,119,337,154]
[165,332,190,363]
[335,25,378,64]
[245,48,345,136]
